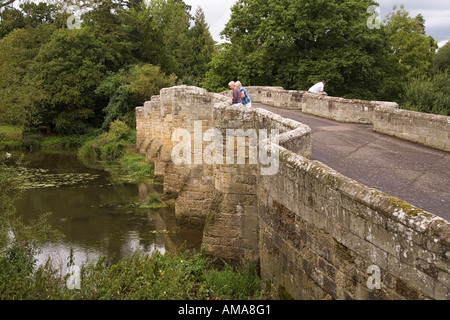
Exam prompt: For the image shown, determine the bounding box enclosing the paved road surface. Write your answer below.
[254,103,450,220]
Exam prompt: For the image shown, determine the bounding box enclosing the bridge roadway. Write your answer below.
[254,103,450,221]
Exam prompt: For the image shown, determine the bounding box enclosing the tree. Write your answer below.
[0,1,63,38]
[97,63,177,129]
[206,0,388,99]
[202,43,248,92]
[183,7,215,85]
[81,0,136,69]
[29,28,118,134]
[433,42,450,73]
[0,25,54,125]
[402,72,450,116]
[0,6,24,38]
[381,5,437,101]
[147,0,192,76]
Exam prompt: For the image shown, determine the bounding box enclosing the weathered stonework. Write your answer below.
[222,86,449,151]
[374,106,450,152]
[302,93,399,125]
[137,85,450,300]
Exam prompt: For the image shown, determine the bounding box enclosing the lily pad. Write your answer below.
[15,167,100,189]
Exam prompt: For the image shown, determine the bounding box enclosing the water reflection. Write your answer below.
[11,151,203,268]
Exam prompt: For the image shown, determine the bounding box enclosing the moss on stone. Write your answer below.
[388,197,425,217]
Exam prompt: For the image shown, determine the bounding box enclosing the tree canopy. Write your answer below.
[0,0,216,134]
[0,0,448,134]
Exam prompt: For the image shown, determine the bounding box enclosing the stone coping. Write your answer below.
[277,145,450,244]
[213,102,312,159]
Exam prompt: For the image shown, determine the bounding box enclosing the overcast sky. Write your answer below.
[184,0,450,47]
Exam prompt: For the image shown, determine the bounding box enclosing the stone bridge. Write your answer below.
[136,85,450,300]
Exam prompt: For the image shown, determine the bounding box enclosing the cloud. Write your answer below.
[375,0,450,42]
[184,0,234,42]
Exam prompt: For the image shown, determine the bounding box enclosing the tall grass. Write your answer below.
[0,125,23,151]
[206,259,263,300]
[0,247,269,300]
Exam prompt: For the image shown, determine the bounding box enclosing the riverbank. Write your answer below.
[1,121,279,300]
[0,245,269,300]
[0,124,102,152]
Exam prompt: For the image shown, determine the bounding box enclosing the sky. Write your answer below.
[183,0,450,48]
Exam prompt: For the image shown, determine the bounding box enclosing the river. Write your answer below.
[9,150,203,271]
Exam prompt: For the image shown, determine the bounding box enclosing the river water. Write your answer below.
[10,151,203,270]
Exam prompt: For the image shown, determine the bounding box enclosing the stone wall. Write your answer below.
[137,85,450,300]
[137,86,229,228]
[203,103,311,262]
[221,87,304,109]
[374,106,450,152]
[222,86,449,151]
[259,147,450,299]
[301,93,399,125]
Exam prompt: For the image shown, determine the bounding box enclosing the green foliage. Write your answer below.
[29,28,117,134]
[0,157,62,299]
[78,120,155,185]
[202,43,248,93]
[119,151,154,180]
[204,0,389,99]
[97,64,177,130]
[0,125,23,151]
[183,7,216,85]
[0,1,61,38]
[142,192,166,209]
[78,120,135,162]
[0,243,269,300]
[380,5,437,102]
[206,259,262,300]
[433,42,450,73]
[0,26,53,126]
[401,72,450,116]
[39,129,103,151]
[0,125,22,140]
[74,250,211,300]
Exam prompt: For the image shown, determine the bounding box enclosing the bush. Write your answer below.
[141,192,166,209]
[120,152,154,178]
[97,64,177,130]
[205,259,262,300]
[77,120,153,184]
[78,120,135,162]
[0,245,272,300]
[402,72,450,116]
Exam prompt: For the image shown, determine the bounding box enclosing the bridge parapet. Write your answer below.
[222,86,449,151]
[137,85,450,300]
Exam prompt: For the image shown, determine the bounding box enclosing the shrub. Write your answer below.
[78,120,135,162]
[205,259,262,300]
[402,72,450,116]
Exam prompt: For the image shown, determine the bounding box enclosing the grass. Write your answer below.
[78,120,154,185]
[0,125,23,151]
[140,191,167,209]
[0,246,272,300]
[205,259,263,300]
[0,125,23,140]
[0,124,103,151]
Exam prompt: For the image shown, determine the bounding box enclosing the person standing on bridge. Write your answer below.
[308,80,326,94]
[236,81,252,108]
[229,81,242,106]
